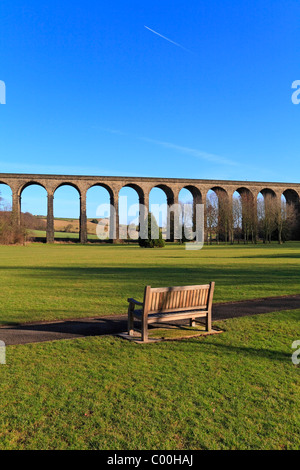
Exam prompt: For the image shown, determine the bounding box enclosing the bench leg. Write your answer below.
[141,317,148,342]
[190,319,196,327]
[206,311,212,332]
[128,306,134,336]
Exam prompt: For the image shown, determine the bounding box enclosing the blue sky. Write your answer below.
[0,0,299,217]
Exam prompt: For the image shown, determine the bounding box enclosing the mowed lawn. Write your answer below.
[0,310,299,450]
[0,242,299,325]
[0,243,299,450]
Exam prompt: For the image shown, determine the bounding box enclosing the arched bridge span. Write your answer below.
[0,173,299,243]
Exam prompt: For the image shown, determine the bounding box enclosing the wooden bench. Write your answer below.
[127,282,215,342]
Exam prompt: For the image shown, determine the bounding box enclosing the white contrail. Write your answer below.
[104,128,237,166]
[141,137,238,166]
[144,25,192,53]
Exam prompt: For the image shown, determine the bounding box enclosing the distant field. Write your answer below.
[30,230,79,239]
[35,217,109,237]
[29,217,121,239]
[0,242,299,325]
[30,230,99,240]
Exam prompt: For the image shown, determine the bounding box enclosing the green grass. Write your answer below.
[0,243,299,450]
[0,242,299,325]
[0,310,299,450]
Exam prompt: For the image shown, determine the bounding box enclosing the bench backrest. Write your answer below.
[143,282,215,315]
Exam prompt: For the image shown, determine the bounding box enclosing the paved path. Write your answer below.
[0,295,299,345]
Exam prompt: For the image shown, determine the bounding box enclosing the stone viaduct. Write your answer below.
[0,173,299,243]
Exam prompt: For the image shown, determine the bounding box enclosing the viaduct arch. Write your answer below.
[0,173,299,243]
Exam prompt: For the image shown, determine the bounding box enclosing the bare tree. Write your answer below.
[256,194,297,243]
[241,193,256,244]
[257,194,277,243]
[0,190,28,244]
[232,195,242,243]
[206,192,218,244]
[179,201,194,241]
[272,198,298,244]
[217,191,231,243]
[284,202,298,241]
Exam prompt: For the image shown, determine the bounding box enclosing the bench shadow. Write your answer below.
[1,318,211,341]
[1,265,299,287]
[234,253,300,259]
[1,317,128,337]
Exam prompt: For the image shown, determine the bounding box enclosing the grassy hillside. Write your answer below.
[31,217,106,237]
[29,217,128,239]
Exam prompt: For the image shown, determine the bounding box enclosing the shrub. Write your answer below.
[21,212,47,231]
[64,224,73,233]
[0,212,26,244]
[138,213,165,248]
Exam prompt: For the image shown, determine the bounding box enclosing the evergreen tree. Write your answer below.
[138,212,165,248]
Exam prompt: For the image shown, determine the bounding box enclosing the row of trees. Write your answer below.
[206,191,298,244]
[0,190,298,245]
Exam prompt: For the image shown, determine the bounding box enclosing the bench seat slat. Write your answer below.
[148,312,208,323]
[149,305,209,314]
[133,309,208,322]
[133,305,209,317]
[150,284,210,293]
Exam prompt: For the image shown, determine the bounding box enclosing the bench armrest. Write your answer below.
[127,299,144,307]
[127,298,143,307]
